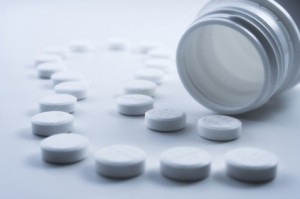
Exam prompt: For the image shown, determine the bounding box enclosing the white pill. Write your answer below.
[160,147,211,181]
[31,111,74,137]
[54,81,89,100]
[39,94,77,113]
[123,80,156,97]
[145,108,186,132]
[144,58,172,73]
[35,54,62,66]
[148,49,172,59]
[225,148,278,182]
[41,133,89,164]
[70,40,93,52]
[116,94,154,116]
[197,115,242,141]
[37,62,66,79]
[44,47,70,59]
[108,38,129,51]
[51,71,84,86]
[95,145,146,178]
[134,68,164,85]
[137,42,162,53]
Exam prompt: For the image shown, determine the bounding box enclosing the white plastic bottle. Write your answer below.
[177,0,300,114]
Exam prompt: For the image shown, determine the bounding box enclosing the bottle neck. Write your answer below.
[198,0,300,91]
[275,0,300,28]
[177,0,300,114]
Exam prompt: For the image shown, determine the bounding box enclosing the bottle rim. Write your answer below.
[177,17,276,114]
[176,0,300,114]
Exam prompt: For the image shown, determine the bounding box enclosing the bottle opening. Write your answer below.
[180,22,265,111]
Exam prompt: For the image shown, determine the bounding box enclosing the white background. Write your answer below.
[0,0,300,198]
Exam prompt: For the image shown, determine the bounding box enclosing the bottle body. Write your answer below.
[177,0,300,114]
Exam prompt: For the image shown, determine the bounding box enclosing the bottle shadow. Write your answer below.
[234,90,298,122]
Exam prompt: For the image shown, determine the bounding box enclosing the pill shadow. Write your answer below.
[16,127,43,141]
[115,112,145,119]
[75,93,98,105]
[79,163,143,185]
[27,71,37,79]
[40,82,53,90]
[70,106,89,118]
[25,63,35,69]
[146,124,195,137]
[106,108,145,120]
[146,167,205,187]
[212,169,274,188]
[26,152,69,169]
[26,70,53,90]
[25,108,38,117]
[26,151,86,169]
[197,135,239,144]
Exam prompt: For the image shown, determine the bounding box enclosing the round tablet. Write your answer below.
[39,94,77,113]
[44,47,70,59]
[70,40,93,52]
[123,80,156,97]
[225,148,278,182]
[54,81,89,100]
[134,68,164,85]
[116,94,154,116]
[197,115,242,141]
[35,54,62,66]
[148,49,172,59]
[145,108,186,132]
[108,38,129,51]
[51,71,84,86]
[31,111,74,137]
[160,147,211,181]
[137,42,162,54]
[41,133,89,164]
[144,58,171,73]
[95,145,146,179]
[37,62,66,79]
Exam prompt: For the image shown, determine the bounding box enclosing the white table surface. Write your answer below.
[1,0,300,198]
